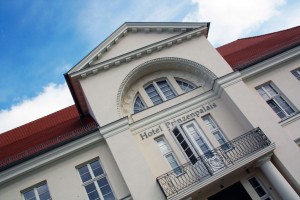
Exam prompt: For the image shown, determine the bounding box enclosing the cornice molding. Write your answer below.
[100,117,129,139]
[240,45,300,79]
[0,131,102,186]
[68,22,208,75]
[70,28,206,78]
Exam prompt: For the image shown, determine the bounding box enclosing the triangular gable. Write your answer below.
[68,22,209,75]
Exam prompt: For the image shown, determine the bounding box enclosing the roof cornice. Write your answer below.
[68,22,209,75]
[70,27,207,79]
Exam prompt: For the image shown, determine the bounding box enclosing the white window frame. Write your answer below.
[144,79,177,104]
[291,67,300,80]
[22,182,52,200]
[175,78,196,93]
[77,159,115,200]
[202,114,230,151]
[155,136,182,175]
[133,94,147,113]
[248,177,273,200]
[181,120,214,159]
[256,82,296,119]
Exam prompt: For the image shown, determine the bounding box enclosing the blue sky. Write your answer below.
[0,0,299,132]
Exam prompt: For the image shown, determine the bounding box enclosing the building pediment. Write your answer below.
[66,22,210,117]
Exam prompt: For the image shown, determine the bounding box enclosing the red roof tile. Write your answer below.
[0,105,98,170]
[217,26,300,70]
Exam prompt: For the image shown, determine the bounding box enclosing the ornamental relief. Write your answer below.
[116,57,217,117]
[120,70,205,116]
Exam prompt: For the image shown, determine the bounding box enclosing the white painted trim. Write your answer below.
[0,131,102,186]
[70,28,207,78]
[69,22,208,74]
[100,117,129,138]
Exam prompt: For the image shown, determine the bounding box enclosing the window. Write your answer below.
[155,137,182,175]
[202,115,230,151]
[172,126,198,164]
[291,68,300,80]
[248,177,272,200]
[256,83,295,119]
[176,79,196,92]
[182,121,213,158]
[78,160,115,200]
[22,182,52,200]
[145,80,176,105]
[133,95,146,113]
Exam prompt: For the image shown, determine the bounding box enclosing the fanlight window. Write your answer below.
[145,80,176,105]
[134,95,146,113]
[176,79,196,92]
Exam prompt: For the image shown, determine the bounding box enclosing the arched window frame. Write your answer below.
[144,78,177,105]
[175,78,197,93]
[133,94,147,114]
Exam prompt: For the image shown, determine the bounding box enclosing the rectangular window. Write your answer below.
[22,182,52,200]
[256,83,295,119]
[291,68,300,80]
[78,159,115,200]
[248,177,272,200]
[155,137,182,175]
[181,121,213,159]
[202,115,230,151]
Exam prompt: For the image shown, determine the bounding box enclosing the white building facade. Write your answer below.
[1,22,300,200]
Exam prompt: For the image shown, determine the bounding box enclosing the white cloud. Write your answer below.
[0,83,74,133]
[183,0,286,46]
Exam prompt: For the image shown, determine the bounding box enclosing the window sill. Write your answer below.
[279,112,300,127]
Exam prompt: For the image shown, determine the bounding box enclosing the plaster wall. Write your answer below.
[80,35,233,126]
[0,141,130,200]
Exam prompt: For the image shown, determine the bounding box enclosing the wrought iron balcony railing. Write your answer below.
[156,127,271,198]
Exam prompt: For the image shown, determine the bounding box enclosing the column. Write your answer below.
[258,157,299,200]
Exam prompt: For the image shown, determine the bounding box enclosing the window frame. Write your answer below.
[175,78,197,93]
[291,67,300,80]
[144,78,177,105]
[248,176,273,200]
[77,159,115,200]
[202,114,230,151]
[256,82,296,120]
[133,93,147,113]
[181,120,214,159]
[22,182,52,200]
[155,136,182,175]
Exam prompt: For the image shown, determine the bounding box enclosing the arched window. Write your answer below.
[133,95,146,113]
[176,79,196,92]
[145,80,176,105]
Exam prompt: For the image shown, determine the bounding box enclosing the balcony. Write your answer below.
[156,128,274,199]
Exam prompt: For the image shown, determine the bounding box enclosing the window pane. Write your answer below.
[37,184,51,200]
[90,161,104,177]
[156,80,176,100]
[134,96,145,113]
[24,190,36,200]
[39,192,51,200]
[85,183,100,200]
[78,165,92,182]
[103,192,115,200]
[176,80,195,92]
[145,84,163,105]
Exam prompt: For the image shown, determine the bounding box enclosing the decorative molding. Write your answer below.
[116,57,217,117]
[100,117,129,139]
[70,28,206,78]
[0,131,102,185]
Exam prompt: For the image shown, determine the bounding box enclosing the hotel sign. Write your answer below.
[140,102,217,140]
